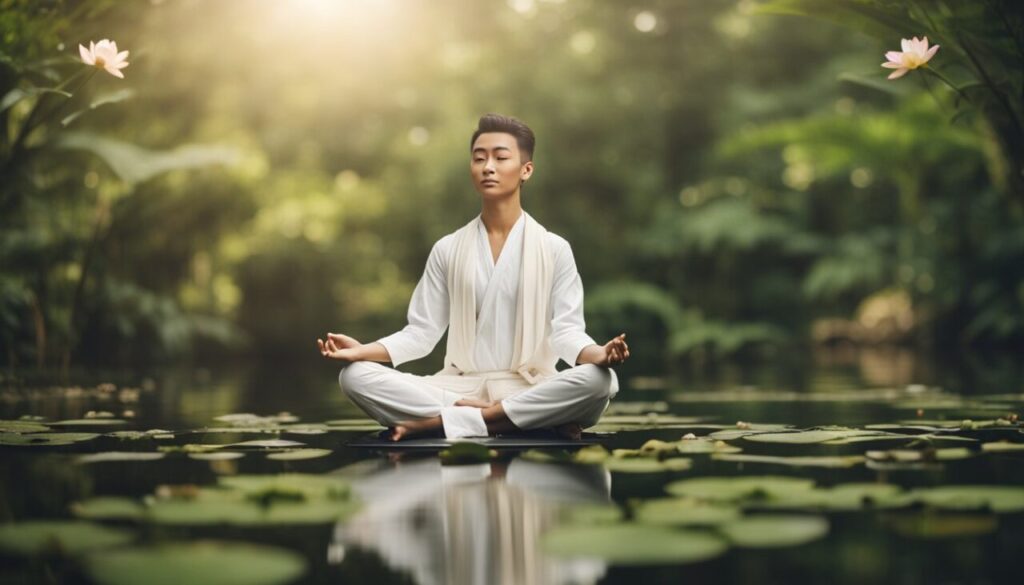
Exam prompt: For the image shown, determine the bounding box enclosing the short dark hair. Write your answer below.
[470,113,535,162]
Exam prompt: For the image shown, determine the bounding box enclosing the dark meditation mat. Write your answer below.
[347,431,604,450]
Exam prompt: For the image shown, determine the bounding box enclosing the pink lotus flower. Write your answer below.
[881,36,939,80]
[78,39,130,79]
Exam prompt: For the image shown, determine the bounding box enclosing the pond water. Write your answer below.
[1,348,1022,585]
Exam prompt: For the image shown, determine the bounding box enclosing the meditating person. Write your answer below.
[317,113,630,441]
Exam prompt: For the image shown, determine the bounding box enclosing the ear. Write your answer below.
[520,160,534,182]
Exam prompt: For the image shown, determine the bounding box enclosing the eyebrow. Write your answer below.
[472,146,513,154]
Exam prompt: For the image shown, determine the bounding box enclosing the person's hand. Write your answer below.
[317,332,362,362]
[598,333,630,367]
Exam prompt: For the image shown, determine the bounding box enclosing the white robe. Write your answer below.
[340,211,616,437]
[376,211,596,375]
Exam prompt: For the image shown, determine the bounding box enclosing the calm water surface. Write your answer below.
[1,348,1022,584]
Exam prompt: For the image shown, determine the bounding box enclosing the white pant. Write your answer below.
[338,362,618,435]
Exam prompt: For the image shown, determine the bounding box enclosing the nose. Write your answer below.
[483,158,496,174]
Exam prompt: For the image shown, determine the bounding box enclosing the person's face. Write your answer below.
[470,132,533,198]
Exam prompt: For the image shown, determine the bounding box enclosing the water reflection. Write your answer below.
[334,457,610,585]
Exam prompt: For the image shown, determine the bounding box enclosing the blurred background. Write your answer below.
[1,0,1022,389]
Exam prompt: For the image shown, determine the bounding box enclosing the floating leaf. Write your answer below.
[543,524,728,565]
[0,521,134,556]
[865,448,976,463]
[222,439,306,449]
[0,419,50,433]
[677,439,743,454]
[50,419,128,427]
[266,449,332,461]
[76,452,166,464]
[712,453,865,468]
[981,441,1024,453]
[743,429,893,444]
[0,432,99,446]
[562,503,623,524]
[189,451,245,461]
[604,457,692,473]
[604,401,670,414]
[218,474,351,501]
[910,486,1024,513]
[718,515,829,548]
[72,498,146,521]
[665,476,815,502]
[633,498,741,526]
[84,540,306,585]
[572,445,610,464]
[440,442,496,465]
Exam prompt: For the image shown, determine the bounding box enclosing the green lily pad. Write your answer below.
[278,424,329,435]
[755,484,911,512]
[49,419,128,427]
[605,401,670,414]
[743,429,893,444]
[910,486,1024,513]
[324,418,381,427]
[0,521,134,556]
[823,433,977,446]
[677,439,742,454]
[189,451,246,460]
[562,503,623,524]
[0,420,50,433]
[214,413,300,425]
[218,474,351,500]
[0,432,100,446]
[519,449,573,463]
[222,439,306,449]
[543,524,728,565]
[146,499,359,526]
[865,448,976,463]
[981,441,1024,453]
[76,452,166,464]
[266,449,332,461]
[708,426,794,441]
[604,457,692,474]
[572,445,611,464]
[84,540,306,585]
[633,498,741,526]
[72,497,146,521]
[440,442,496,465]
[665,476,816,502]
[884,512,998,539]
[712,453,865,468]
[718,515,829,548]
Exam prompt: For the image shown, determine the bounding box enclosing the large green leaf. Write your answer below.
[0,521,133,556]
[84,541,306,585]
[56,132,239,186]
[543,524,728,565]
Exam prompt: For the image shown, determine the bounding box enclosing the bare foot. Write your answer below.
[388,418,441,441]
[555,422,583,441]
[454,398,494,409]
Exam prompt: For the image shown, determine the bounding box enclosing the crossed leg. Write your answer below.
[339,362,618,441]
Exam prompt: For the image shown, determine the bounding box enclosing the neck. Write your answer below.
[480,191,523,235]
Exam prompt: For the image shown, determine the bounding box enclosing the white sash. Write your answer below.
[443,211,557,384]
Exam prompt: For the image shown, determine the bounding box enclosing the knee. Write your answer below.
[338,361,377,400]
[573,364,619,402]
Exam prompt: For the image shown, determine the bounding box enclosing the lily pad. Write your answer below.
[543,524,728,565]
[633,498,741,526]
[72,497,146,521]
[440,442,496,465]
[84,540,306,585]
[0,432,99,446]
[562,503,623,524]
[718,515,829,548]
[712,453,865,468]
[604,457,692,474]
[708,426,794,441]
[910,486,1024,513]
[146,499,359,526]
[189,451,246,461]
[743,429,893,444]
[754,484,911,512]
[0,420,50,433]
[865,448,976,463]
[981,441,1024,453]
[222,439,306,449]
[218,474,351,500]
[604,401,670,414]
[665,476,816,502]
[76,452,166,464]
[266,449,332,461]
[677,439,742,454]
[49,419,128,427]
[0,521,134,556]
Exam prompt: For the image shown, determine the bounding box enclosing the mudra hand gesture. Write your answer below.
[317,332,362,362]
[598,333,630,367]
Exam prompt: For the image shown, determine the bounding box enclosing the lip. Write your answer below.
[481,180,499,186]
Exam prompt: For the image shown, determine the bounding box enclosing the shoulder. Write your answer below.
[543,231,576,268]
